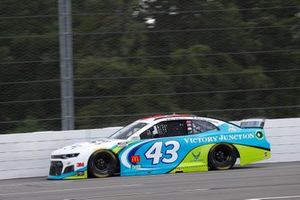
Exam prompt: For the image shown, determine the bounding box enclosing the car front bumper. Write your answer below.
[48,160,88,180]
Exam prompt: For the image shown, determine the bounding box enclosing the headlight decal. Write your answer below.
[51,153,80,159]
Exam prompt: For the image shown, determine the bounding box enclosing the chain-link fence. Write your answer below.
[0,0,299,134]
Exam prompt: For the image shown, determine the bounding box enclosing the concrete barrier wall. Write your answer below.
[0,117,299,180]
[263,118,300,163]
[0,127,121,180]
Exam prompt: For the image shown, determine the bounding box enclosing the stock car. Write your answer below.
[48,114,271,180]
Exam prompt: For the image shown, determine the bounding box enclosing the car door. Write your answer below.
[119,120,190,176]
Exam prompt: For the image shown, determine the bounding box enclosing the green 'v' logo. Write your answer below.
[192,152,201,161]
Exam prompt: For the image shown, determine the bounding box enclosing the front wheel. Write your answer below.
[88,150,118,178]
[208,144,237,170]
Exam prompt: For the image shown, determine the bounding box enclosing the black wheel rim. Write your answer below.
[213,146,232,165]
[93,153,111,173]
[95,158,108,170]
[216,151,228,162]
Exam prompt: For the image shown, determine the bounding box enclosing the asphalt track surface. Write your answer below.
[0,162,300,200]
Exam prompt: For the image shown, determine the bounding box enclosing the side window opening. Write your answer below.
[140,120,188,139]
[140,126,158,139]
[190,120,218,134]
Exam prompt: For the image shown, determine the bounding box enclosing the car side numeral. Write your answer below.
[162,141,180,163]
[145,142,163,164]
[145,141,180,164]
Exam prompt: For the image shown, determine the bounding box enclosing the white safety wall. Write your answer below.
[0,118,299,180]
[263,118,300,163]
[0,127,121,180]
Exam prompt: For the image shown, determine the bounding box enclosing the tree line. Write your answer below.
[0,0,299,133]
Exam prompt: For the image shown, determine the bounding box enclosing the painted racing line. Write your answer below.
[246,195,300,200]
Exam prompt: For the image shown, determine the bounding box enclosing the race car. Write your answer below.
[48,114,271,180]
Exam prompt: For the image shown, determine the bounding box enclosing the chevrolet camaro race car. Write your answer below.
[48,114,271,180]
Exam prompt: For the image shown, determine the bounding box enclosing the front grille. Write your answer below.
[63,165,74,174]
[49,161,63,176]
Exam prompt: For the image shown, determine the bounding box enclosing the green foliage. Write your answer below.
[0,0,299,133]
[13,116,44,133]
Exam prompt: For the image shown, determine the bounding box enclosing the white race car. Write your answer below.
[48,114,270,179]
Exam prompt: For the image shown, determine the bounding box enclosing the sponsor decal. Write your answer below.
[121,140,150,169]
[131,164,141,169]
[77,171,85,176]
[130,155,141,164]
[117,142,128,148]
[184,136,217,144]
[192,152,201,161]
[256,132,264,140]
[76,162,84,167]
[184,133,255,144]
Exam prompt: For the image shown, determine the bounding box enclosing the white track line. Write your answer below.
[183,188,210,192]
[246,195,300,200]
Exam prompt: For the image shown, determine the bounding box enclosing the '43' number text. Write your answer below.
[145,141,180,164]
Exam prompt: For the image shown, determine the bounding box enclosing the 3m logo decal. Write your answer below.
[76,162,84,167]
[130,155,141,164]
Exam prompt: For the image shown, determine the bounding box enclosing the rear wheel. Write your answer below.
[208,144,237,170]
[88,150,118,178]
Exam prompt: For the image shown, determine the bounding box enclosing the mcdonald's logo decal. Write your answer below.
[130,155,140,164]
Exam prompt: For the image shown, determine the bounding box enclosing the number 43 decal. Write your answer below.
[145,141,180,164]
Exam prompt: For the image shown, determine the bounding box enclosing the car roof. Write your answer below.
[136,114,225,126]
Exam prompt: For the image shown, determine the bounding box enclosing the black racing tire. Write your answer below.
[88,150,118,178]
[208,143,237,170]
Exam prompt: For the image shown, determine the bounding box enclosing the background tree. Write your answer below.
[0,0,299,133]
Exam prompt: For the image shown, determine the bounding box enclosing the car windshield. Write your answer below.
[109,121,148,140]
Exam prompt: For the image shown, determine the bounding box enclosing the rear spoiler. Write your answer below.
[240,119,265,129]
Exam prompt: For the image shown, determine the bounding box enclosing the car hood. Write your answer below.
[51,138,126,155]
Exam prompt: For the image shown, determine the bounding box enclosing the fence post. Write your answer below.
[58,0,74,130]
